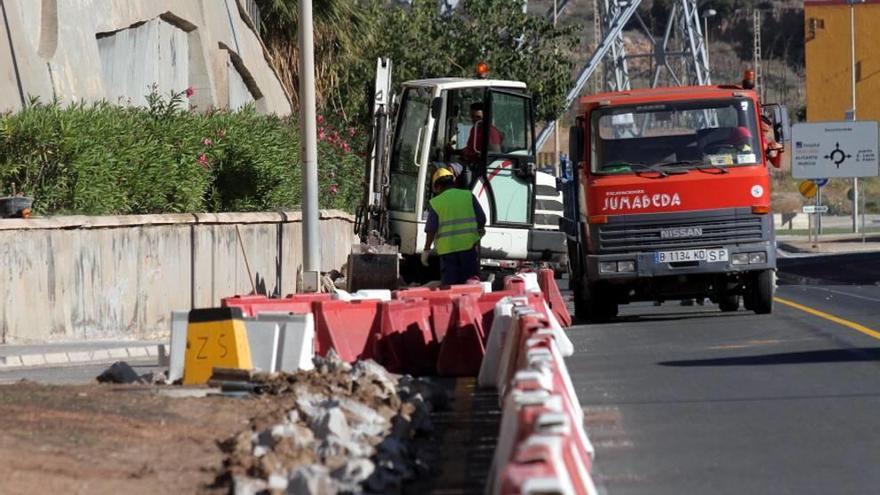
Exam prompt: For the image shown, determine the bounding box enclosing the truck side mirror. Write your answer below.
[763,103,790,145]
[568,125,584,166]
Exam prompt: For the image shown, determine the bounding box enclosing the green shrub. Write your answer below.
[0,90,365,216]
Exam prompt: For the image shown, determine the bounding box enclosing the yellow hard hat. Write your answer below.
[432,167,455,185]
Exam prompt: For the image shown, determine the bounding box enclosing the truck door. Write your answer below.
[481,89,535,227]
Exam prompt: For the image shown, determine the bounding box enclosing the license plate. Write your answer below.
[654,248,728,263]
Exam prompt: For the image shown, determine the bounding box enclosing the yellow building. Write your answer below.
[805,0,880,121]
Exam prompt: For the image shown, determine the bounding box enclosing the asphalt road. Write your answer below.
[0,359,162,385]
[569,259,880,494]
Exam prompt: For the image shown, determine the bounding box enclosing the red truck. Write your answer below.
[564,75,789,321]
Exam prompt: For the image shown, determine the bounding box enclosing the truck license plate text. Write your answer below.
[654,248,728,263]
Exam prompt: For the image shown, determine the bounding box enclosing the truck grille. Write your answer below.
[597,209,767,253]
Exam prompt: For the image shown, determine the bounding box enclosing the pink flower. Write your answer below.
[318,129,326,141]
[185,86,195,98]
[202,138,213,147]
[341,142,351,153]
[348,127,357,137]
[198,153,209,169]
[317,115,325,125]
[329,184,338,195]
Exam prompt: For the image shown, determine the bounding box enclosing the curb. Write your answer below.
[0,344,167,369]
[776,271,830,286]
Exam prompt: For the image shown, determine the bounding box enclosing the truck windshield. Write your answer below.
[591,98,761,175]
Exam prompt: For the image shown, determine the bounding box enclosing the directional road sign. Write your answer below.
[791,121,879,179]
[811,178,829,187]
[802,205,829,214]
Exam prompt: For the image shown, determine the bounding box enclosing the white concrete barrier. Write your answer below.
[256,313,315,372]
[244,321,281,372]
[478,298,515,388]
[167,311,189,383]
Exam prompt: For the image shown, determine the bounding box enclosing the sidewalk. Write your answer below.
[0,340,165,369]
[777,233,880,255]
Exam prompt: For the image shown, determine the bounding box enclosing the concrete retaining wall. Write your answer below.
[0,0,290,114]
[0,210,356,344]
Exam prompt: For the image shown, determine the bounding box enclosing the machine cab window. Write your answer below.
[389,86,434,213]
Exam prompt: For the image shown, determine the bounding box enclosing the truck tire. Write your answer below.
[749,270,774,315]
[718,294,740,312]
[573,285,590,323]
[583,282,618,323]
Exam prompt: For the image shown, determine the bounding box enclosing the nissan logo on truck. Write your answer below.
[660,227,703,239]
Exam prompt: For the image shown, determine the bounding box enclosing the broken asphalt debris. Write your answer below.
[216,351,446,494]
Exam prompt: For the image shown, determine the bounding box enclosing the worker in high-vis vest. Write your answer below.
[421,168,486,285]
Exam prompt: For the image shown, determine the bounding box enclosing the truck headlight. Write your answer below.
[599,261,618,273]
[748,252,767,264]
[731,253,749,265]
[617,260,636,273]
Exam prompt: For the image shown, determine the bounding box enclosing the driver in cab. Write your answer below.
[449,102,503,164]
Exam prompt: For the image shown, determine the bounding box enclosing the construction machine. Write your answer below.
[349,59,566,290]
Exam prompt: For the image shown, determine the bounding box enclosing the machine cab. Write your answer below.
[387,79,540,259]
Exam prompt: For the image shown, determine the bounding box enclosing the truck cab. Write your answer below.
[565,83,787,320]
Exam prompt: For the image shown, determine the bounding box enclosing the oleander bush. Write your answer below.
[0,89,364,216]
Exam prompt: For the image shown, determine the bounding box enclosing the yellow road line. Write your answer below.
[774,296,880,341]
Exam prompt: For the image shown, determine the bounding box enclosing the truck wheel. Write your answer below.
[718,294,740,312]
[572,281,590,323]
[590,298,619,323]
[585,283,618,323]
[750,270,774,315]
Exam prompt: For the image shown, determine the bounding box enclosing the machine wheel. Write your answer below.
[749,270,775,315]
[718,294,740,312]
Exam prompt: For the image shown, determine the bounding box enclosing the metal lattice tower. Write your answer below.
[602,0,712,91]
[592,0,604,93]
[753,9,763,99]
[536,0,713,150]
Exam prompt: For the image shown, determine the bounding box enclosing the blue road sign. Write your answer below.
[812,178,829,187]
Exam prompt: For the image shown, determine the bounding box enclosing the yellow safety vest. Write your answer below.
[430,189,481,255]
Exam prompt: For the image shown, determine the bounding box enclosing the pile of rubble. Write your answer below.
[221,351,446,495]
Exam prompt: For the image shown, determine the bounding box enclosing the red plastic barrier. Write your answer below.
[392,287,435,300]
[511,314,551,379]
[313,300,381,361]
[498,435,592,495]
[443,284,485,296]
[393,283,484,300]
[503,276,528,295]
[477,291,545,341]
[537,269,572,327]
[221,293,332,317]
[372,299,437,375]
[436,294,486,376]
[427,298,455,343]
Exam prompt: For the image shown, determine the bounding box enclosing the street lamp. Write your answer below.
[701,8,717,64]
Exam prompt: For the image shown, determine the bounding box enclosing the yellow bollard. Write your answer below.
[183,308,253,385]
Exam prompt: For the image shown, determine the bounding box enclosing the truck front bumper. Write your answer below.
[586,240,776,281]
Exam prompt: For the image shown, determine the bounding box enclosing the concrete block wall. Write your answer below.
[0,210,356,344]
